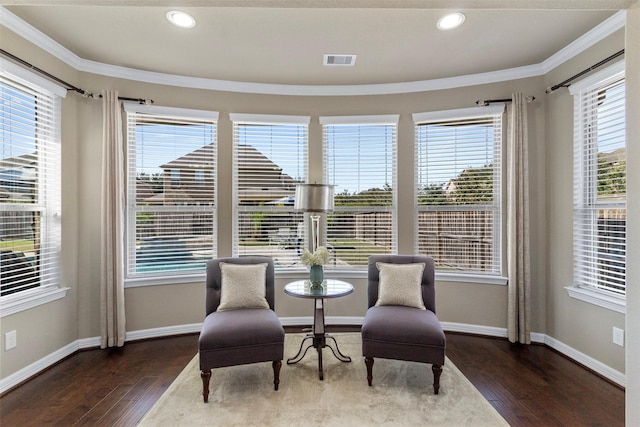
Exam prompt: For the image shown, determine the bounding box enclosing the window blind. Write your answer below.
[573,76,626,297]
[231,115,308,268]
[125,107,217,279]
[322,116,398,269]
[1,76,61,296]
[415,112,502,275]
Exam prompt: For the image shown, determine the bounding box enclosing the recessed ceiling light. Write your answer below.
[437,12,465,31]
[166,11,196,29]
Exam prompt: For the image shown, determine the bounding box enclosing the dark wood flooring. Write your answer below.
[0,329,624,426]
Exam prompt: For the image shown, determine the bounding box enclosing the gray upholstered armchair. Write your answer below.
[198,256,285,402]
[361,255,446,394]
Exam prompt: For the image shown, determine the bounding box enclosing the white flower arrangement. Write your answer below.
[301,246,330,266]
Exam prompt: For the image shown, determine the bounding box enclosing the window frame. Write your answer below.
[0,58,68,317]
[320,114,399,272]
[123,103,219,287]
[413,105,507,284]
[230,113,310,271]
[567,60,626,313]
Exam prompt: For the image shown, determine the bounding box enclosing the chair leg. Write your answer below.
[432,364,442,394]
[201,369,212,402]
[273,360,282,391]
[365,357,374,386]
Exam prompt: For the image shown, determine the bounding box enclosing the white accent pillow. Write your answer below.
[217,262,270,312]
[375,262,426,310]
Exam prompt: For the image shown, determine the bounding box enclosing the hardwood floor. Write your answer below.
[0,330,624,426]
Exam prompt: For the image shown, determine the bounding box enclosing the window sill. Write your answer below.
[0,286,70,318]
[283,268,508,285]
[125,273,206,288]
[436,272,508,286]
[565,286,626,314]
[124,268,508,287]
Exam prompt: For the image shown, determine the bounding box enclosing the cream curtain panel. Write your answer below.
[507,93,531,344]
[100,90,126,348]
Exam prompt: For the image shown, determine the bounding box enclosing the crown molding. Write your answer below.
[0,6,627,96]
[542,10,627,73]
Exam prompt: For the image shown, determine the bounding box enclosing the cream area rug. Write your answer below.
[139,333,508,426]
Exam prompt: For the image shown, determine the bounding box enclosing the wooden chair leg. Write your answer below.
[432,364,442,395]
[201,369,211,403]
[365,357,374,386]
[273,360,282,391]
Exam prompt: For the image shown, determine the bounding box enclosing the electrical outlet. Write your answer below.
[613,327,624,347]
[5,330,17,351]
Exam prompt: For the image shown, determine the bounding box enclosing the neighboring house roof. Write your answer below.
[160,144,215,170]
[0,152,37,170]
[146,144,298,205]
[0,153,37,201]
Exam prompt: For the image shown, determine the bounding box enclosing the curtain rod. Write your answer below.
[546,49,624,94]
[475,96,535,106]
[0,48,153,104]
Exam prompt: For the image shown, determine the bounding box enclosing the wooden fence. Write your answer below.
[417,210,496,272]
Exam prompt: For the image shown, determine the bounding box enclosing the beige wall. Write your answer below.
[78,74,546,337]
[1,14,634,390]
[544,29,626,373]
[0,27,81,378]
[625,2,639,421]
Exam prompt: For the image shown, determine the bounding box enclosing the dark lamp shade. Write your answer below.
[294,184,334,212]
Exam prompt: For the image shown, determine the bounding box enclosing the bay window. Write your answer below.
[231,114,309,268]
[569,61,626,311]
[414,106,503,277]
[1,59,65,313]
[321,115,398,269]
[124,104,218,281]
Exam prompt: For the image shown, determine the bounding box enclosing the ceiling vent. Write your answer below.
[323,54,357,66]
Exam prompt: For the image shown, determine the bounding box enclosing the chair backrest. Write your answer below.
[205,256,275,315]
[367,255,436,313]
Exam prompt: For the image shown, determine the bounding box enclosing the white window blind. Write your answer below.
[231,114,308,268]
[322,116,398,269]
[0,75,61,296]
[125,105,217,279]
[572,72,626,297]
[414,109,502,275]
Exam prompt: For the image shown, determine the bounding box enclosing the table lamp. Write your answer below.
[294,183,334,252]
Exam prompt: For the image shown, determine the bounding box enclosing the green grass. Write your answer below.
[0,239,35,253]
[327,238,391,266]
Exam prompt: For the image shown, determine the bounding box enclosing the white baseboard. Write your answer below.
[0,341,79,394]
[125,323,203,342]
[0,318,625,394]
[543,334,626,387]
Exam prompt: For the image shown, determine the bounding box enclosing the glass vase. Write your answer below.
[309,264,324,288]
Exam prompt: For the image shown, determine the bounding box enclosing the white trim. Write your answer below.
[568,60,625,94]
[125,269,508,288]
[436,272,508,286]
[319,114,400,125]
[413,104,505,123]
[0,7,624,96]
[0,320,625,395]
[0,287,69,318]
[544,334,626,387]
[122,102,219,121]
[566,286,626,314]
[542,10,627,73]
[124,274,205,288]
[0,57,67,98]
[125,323,203,341]
[0,340,78,394]
[229,113,311,125]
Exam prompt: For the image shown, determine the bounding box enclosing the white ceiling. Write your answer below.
[1,1,633,91]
